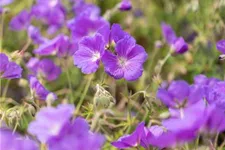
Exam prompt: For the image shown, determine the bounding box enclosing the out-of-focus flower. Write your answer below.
[157,80,203,108]
[0,0,14,6]
[0,53,22,79]
[67,15,109,42]
[48,117,105,150]
[216,40,225,54]
[74,34,105,74]
[203,105,225,133]
[28,25,48,44]
[119,0,132,11]
[0,0,14,14]
[0,128,38,150]
[34,34,75,57]
[31,0,66,34]
[207,81,225,109]
[28,104,74,143]
[28,75,57,101]
[140,125,164,149]
[28,104,105,150]
[148,101,206,149]
[193,74,221,105]
[72,0,100,18]
[111,122,145,149]
[27,58,61,81]
[9,10,31,31]
[97,23,132,47]
[102,36,148,81]
[161,22,188,54]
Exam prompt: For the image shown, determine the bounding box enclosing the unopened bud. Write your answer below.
[94,84,115,109]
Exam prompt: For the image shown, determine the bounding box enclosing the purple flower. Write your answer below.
[148,129,196,149]
[27,57,39,74]
[0,0,14,6]
[9,10,31,31]
[157,80,203,108]
[172,37,189,54]
[72,0,100,18]
[48,117,105,150]
[0,128,38,150]
[28,104,105,149]
[207,81,225,109]
[112,122,145,149]
[162,101,206,132]
[140,125,164,148]
[0,53,22,79]
[97,23,132,46]
[67,15,109,41]
[73,34,105,74]
[119,0,132,11]
[216,39,225,54]
[28,75,57,101]
[102,36,148,81]
[28,104,74,143]
[203,105,225,133]
[28,25,48,44]
[161,22,188,54]
[34,34,74,57]
[30,0,66,34]
[27,58,61,81]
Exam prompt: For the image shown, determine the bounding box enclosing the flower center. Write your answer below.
[118,57,127,67]
[92,52,101,62]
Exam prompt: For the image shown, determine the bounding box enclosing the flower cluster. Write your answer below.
[28,104,105,150]
[112,74,225,149]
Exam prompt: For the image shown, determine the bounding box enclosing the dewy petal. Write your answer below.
[168,80,190,102]
[172,37,188,54]
[74,34,105,74]
[161,22,177,45]
[216,39,225,54]
[102,51,124,79]
[111,23,131,43]
[0,53,9,72]
[9,10,30,31]
[1,62,22,79]
[115,36,136,57]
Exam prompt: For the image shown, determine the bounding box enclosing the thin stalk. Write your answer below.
[0,10,5,51]
[75,74,93,114]
[65,68,73,103]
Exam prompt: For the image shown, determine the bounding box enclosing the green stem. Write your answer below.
[2,79,10,99]
[75,75,93,114]
[0,9,5,51]
[65,68,73,103]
